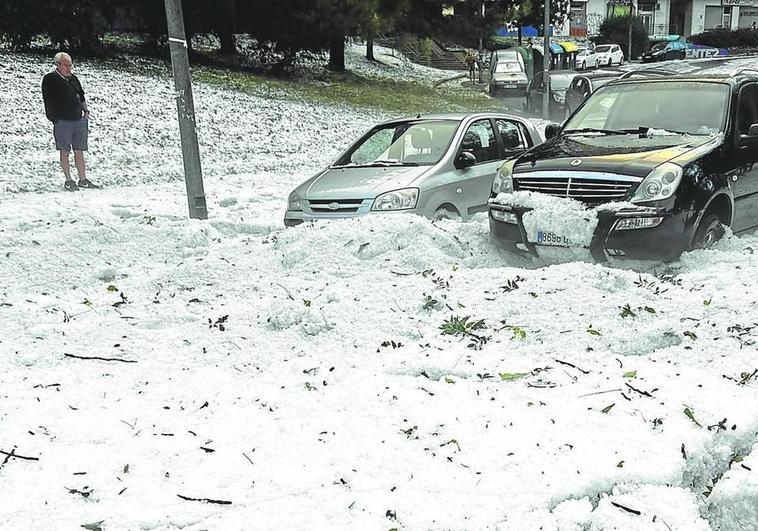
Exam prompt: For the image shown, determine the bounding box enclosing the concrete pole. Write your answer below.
[628,1,633,62]
[543,0,551,120]
[164,0,208,220]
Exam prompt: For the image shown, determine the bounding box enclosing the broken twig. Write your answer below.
[64,353,137,363]
[177,494,232,505]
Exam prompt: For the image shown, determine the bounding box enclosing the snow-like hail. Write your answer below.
[1,46,757,531]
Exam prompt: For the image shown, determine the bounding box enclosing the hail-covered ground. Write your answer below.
[1,45,757,531]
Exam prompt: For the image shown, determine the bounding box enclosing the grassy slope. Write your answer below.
[194,67,502,115]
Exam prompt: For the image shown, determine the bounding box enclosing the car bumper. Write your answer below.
[488,203,690,262]
[491,83,527,93]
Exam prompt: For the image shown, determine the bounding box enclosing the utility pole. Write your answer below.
[542,0,551,120]
[627,1,634,63]
[478,0,485,84]
[164,0,208,220]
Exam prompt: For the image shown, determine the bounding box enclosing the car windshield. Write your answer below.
[335,120,459,167]
[595,45,612,53]
[578,49,593,56]
[496,62,522,73]
[651,42,667,51]
[550,75,575,90]
[564,81,729,135]
[592,77,617,89]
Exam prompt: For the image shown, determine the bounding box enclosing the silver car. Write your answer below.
[284,113,541,226]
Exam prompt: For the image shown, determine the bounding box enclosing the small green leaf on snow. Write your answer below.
[684,407,703,427]
[644,306,656,314]
[623,370,637,379]
[303,299,311,307]
[500,372,528,381]
[703,298,712,306]
[444,377,455,384]
[684,330,698,340]
[601,403,615,414]
[106,285,118,292]
[617,461,624,468]
[587,326,601,336]
[81,522,104,531]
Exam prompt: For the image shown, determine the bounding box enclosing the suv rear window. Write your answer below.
[564,81,730,135]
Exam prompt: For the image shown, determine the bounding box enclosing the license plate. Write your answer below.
[536,230,572,247]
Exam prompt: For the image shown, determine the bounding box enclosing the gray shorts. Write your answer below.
[53,118,88,152]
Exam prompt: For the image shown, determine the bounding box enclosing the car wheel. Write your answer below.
[691,213,726,250]
[433,206,461,221]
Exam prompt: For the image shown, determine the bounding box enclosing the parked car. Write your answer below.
[490,49,526,76]
[641,40,687,62]
[564,70,623,118]
[284,113,541,226]
[576,48,599,70]
[489,59,529,95]
[488,69,758,261]
[594,44,624,66]
[525,71,578,122]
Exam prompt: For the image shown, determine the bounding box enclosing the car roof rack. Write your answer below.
[618,67,678,79]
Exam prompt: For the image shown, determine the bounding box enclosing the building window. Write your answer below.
[723,6,733,29]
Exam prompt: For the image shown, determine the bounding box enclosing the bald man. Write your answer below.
[42,52,97,191]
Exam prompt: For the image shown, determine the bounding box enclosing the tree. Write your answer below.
[509,0,572,41]
[363,0,409,61]
[595,15,648,59]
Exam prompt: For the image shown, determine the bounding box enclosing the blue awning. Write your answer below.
[549,42,563,54]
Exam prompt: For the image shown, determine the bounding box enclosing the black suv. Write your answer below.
[488,69,758,261]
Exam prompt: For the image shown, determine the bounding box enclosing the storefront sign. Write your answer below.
[723,0,756,6]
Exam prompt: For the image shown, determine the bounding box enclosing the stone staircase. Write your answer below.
[375,35,468,71]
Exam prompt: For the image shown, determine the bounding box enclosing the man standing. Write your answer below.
[42,52,97,191]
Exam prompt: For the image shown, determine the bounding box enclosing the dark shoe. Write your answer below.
[64,180,79,191]
[77,179,99,189]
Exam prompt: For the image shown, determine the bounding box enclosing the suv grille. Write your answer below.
[514,174,639,203]
[308,199,365,213]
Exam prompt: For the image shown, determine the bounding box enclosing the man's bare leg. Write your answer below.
[60,150,72,181]
[73,150,86,181]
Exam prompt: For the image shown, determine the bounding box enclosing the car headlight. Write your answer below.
[492,160,515,195]
[288,191,302,211]
[371,188,419,211]
[630,162,683,203]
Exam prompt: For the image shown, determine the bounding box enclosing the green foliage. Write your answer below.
[499,372,528,381]
[594,15,649,59]
[440,315,486,337]
[690,28,758,49]
[684,407,702,427]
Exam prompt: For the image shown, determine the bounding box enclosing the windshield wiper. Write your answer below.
[334,160,419,168]
[563,127,629,136]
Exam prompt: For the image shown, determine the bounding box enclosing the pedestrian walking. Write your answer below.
[42,52,98,191]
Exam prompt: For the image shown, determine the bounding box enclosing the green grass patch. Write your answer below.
[194,67,501,114]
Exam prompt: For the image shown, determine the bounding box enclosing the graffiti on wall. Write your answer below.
[587,13,604,36]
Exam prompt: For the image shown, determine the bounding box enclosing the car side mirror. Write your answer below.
[545,123,562,140]
[749,124,758,137]
[455,151,477,169]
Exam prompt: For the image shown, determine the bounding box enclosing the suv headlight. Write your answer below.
[371,188,419,211]
[630,162,683,203]
[288,191,302,211]
[492,160,515,195]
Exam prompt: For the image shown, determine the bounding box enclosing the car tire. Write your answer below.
[691,213,726,250]
[608,58,613,67]
[433,206,461,221]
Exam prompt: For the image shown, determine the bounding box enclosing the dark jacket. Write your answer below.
[42,71,86,122]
